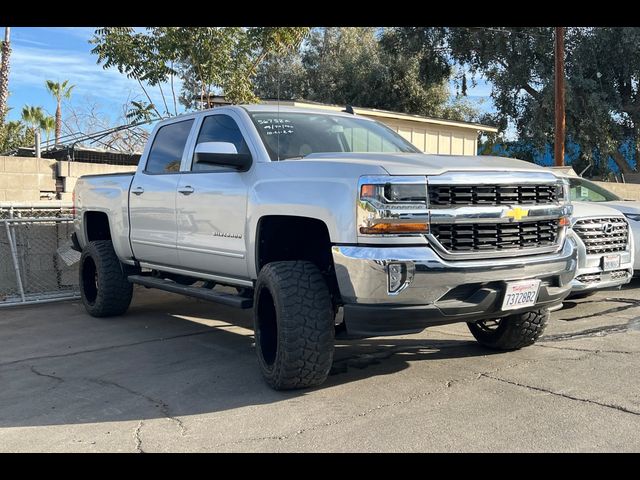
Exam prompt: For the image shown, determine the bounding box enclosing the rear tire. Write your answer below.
[80,240,133,317]
[253,261,335,390]
[467,308,548,350]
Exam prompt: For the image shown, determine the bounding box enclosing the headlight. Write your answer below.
[623,213,640,222]
[357,176,428,235]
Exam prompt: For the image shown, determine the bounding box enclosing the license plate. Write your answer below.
[602,254,620,271]
[501,279,541,311]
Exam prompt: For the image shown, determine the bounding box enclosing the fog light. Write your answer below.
[388,263,406,293]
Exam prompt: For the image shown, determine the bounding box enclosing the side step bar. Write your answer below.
[127,275,253,309]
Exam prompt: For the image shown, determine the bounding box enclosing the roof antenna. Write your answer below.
[342,105,355,115]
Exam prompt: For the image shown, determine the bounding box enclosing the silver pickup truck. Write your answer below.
[72,105,577,389]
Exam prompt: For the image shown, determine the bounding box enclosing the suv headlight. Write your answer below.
[357,176,429,235]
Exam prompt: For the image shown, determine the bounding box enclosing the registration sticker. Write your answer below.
[501,279,541,311]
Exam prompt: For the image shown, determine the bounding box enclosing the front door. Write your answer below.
[129,119,194,267]
[176,113,251,279]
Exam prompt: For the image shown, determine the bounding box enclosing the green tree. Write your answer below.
[427,26,640,174]
[45,79,75,145]
[255,28,480,122]
[90,27,309,113]
[565,27,640,175]
[125,100,156,123]
[0,120,34,154]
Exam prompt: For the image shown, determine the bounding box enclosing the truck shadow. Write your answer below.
[0,291,497,429]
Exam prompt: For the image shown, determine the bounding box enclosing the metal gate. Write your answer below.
[0,203,80,307]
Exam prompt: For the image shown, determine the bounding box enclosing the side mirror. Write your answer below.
[194,142,252,171]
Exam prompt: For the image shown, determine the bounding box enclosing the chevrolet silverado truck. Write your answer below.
[72,105,577,390]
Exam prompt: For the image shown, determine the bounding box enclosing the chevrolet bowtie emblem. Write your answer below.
[504,206,529,221]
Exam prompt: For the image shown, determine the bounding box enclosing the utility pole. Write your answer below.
[554,26,565,166]
[34,130,41,158]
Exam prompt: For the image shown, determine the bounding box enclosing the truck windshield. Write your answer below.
[248,112,421,161]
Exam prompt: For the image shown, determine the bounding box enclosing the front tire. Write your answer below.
[467,308,549,350]
[80,240,133,317]
[253,261,335,390]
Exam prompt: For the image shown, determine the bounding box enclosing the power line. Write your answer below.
[465,27,553,40]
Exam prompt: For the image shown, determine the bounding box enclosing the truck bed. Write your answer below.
[74,172,135,261]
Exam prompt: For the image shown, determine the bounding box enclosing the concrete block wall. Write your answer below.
[0,156,137,203]
[593,181,640,201]
[0,156,57,202]
[56,160,136,201]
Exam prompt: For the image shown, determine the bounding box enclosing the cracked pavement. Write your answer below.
[1,281,639,452]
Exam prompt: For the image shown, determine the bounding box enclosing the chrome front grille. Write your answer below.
[428,184,560,208]
[573,217,629,254]
[576,269,629,284]
[431,219,560,252]
[610,269,630,280]
[576,272,601,284]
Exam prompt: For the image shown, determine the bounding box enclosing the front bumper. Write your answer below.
[332,239,577,336]
[625,219,640,272]
[568,230,633,292]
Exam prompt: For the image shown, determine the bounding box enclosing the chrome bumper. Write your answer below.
[568,229,634,292]
[571,271,632,292]
[331,239,576,336]
[332,238,577,306]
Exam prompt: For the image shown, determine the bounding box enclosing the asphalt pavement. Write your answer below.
[1,281,639,452]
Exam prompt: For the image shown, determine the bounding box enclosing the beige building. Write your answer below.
[261,100,498,156]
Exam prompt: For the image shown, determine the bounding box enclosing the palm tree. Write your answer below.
[0,27,11,123]
[39,115,55,147]
[45,79,74,145]
[21,105,44,135]
[21,105,44,153]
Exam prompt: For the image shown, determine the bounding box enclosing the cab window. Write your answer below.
[192,115,250,172]
[145,120,194,174]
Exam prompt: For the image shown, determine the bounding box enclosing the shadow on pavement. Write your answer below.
[0,291,496,429]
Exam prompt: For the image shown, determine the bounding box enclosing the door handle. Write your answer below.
[178,185,195,195]
[131,186,144,196]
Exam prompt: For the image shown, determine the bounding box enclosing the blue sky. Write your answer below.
[6,27,174,125]
[6,27,496,126]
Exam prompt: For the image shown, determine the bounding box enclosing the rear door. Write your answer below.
[129,118,195,267]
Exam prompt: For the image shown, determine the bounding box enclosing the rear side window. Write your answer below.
[145,120,194,174]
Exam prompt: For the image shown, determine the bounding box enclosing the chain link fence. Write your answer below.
[1,203,80,307]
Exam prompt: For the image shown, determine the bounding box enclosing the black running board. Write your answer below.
[127,275,253,309]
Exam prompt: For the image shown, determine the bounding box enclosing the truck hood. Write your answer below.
[301,152,550,176]
[597,200,640,215]
[571,201,627,219]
